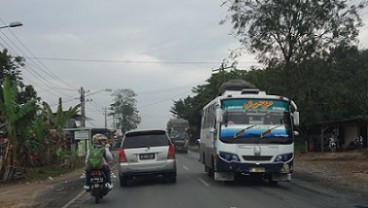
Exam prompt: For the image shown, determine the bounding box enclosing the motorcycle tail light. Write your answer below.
[91,170,102,176]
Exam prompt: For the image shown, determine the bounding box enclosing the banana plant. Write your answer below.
[0,77,37,174]
[41,98,80,166]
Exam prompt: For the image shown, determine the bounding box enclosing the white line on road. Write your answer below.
[182,165,189,170]
[197,177,210,187]
[62,190,86,208]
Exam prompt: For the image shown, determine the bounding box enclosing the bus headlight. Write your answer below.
[274,153,293,162]
[219,151,240,162]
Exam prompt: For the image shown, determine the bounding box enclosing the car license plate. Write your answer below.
[249,167,265,173]
[139,153,155,160]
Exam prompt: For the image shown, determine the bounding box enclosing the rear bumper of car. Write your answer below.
[119,160,176,177]
[174,144,187,151]
[119,169,176,178]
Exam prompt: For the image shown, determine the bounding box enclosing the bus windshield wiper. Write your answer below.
[259,125,282,139]
[233,124,257,139]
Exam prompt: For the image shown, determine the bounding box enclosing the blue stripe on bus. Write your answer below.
[220,128,288,138]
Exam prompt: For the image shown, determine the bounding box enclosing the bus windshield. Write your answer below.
[220,99,293,144]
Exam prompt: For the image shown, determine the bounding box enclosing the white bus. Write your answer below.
[199,82,299,183]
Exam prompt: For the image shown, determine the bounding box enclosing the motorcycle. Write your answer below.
[349,136,363,149]
[89,169,110,204]
[324,136,339,152]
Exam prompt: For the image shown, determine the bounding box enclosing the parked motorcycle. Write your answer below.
[89,169,110,204]
[348,136,363,149]
[324,136,339,152]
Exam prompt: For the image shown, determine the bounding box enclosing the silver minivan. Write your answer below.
[118,129,176,186]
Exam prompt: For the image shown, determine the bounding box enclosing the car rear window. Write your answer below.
[122,130,170,149]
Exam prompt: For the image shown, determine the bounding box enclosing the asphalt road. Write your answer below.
[65,150,368,208]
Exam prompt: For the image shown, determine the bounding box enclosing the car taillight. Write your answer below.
[119,148,127,163]
[167,144,175,159]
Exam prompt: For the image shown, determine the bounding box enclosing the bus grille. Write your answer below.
[242,156,273,161]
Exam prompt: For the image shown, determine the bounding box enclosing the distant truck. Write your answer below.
[167,118,190,153]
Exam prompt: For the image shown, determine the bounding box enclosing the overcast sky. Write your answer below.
[1,0,368,131]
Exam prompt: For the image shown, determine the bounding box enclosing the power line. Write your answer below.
[0,17,77,98]
[25,56,260,65]
[0,35,60,93]
[138,90,192,108]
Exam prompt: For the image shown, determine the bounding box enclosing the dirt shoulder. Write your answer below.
[0,168,84,208]
[293,149,368,197]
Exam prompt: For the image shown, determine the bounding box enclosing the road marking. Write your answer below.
[61,190,86,208]
[197,177,210,187]
[182,165,189,170]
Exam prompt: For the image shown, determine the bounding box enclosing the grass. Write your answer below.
[23,160,85,182]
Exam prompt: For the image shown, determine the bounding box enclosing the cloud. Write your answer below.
[2,0,367,130]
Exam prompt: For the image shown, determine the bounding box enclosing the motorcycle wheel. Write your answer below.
[93,189,101,204]
[329,143,336,152]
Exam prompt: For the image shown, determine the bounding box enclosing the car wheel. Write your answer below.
[168,173,176,183]
[120,176,128,187]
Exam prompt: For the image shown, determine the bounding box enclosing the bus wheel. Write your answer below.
[268,176,278,185]
[207,167,214,177]
[269,179,278,185]
[207,158,215,178]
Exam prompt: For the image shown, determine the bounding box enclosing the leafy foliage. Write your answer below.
[0,49,23,84]
[0,76,37,170]
[111,89,141,134]
[171,45,368,138]
[41,99,80,166]
[0,49,81,180]
[222,0,366,66]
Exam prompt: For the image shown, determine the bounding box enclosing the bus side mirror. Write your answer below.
[216,108,223,123]
[210,128,217,134]
[293,112,300,126]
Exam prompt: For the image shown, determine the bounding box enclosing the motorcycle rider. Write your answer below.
[83,133,113,191]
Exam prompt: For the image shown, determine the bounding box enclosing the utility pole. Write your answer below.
[104,107,107,129]
[80,87,112,128]
[80,87,86,127]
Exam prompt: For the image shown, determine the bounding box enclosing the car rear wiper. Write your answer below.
[233,124,257,139]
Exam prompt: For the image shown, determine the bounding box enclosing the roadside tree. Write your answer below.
[221,0,367,97]
[111,89,141,134]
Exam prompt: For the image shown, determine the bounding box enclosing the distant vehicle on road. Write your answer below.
[167,118,190,153]
[118,129,177,186]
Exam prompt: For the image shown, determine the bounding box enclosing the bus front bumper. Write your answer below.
[216,158,293,176]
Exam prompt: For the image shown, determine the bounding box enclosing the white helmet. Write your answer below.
[92,133,108,144]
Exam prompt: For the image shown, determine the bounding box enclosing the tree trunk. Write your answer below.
[0,141,11,178]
